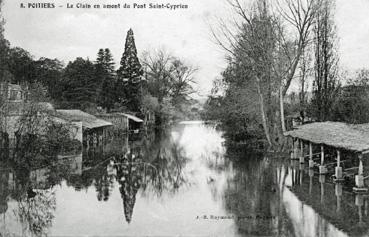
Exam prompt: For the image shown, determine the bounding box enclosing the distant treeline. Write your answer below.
[0,3,199,125]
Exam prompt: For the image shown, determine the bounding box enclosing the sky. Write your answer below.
[3,0,369,96]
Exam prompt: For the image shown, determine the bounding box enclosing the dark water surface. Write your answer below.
[0,122,368,236]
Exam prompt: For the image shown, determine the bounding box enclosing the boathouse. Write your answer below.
[56,110,112,146]
[285,121,369,192]
[96,112,143,133]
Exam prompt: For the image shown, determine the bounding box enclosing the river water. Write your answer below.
[0,122,368,236]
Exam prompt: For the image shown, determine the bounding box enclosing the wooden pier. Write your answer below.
[285,121,369,192]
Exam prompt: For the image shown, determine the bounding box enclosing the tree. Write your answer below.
[7,47,35,84]
[117,29,143,113]
[169,59,197,111]
[142,50,197,125]
[61,57,98,110]
[331,69,369,124]
[32,57,64,100]
[142,50,173,103]
[203,57,265,148]
[298,48,312,122]
[95,48,116,112]
[0,0,10,83]
[0,0,4,38]
[210,0,319,149]
[309,0,340,121]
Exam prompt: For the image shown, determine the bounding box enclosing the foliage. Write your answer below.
[16,83,49,136]
[17,190,56,236]
[203,62,264,147]
[60,57,99,110]
[7,47,36,84]
[309,0,340,121]
[33,57,64,101]
[206,0,326,150]
[96,48,116,112]
[331,69,369,124]
[0,0,11,83]
[0,24,192,127]
[117,29,144,112]
[141,50,197,125]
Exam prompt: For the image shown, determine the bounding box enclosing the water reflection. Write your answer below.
[1,123,369,236]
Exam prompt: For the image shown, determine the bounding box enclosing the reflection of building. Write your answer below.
[30,167,52,190]
[288,166,369,237]
[58,153,83,175]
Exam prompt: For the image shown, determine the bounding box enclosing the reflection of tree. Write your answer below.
[0,170,11,215]
[16,189,56,236]
[110,129,189,223]
[223,154,293,236]
[0,162,57,237]
[95,169,115,202]
[116,150,142,223]
[140,130,189,197]
[0,127,191,228]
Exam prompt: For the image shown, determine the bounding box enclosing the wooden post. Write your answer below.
[335,150,343,181]
[299,140,304,163]
[309,142,314,168]
[290,138,295,160]
[294,139,298,160]
[320,174,325,204]
[321,145,324,165]
[356,194,364,225]
[337,150,341,167]
[319,145,327,174]
[309,170,313,194]
[292,138,298,160]
[335,183,342,213]
[358,154,363,176]
[354,153,367,192]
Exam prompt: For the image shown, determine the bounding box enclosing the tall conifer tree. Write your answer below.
[117,29,143,113]
[96,48,116,112]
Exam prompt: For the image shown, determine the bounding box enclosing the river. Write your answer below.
[0,122,368,236]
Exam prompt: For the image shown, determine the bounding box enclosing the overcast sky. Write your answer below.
[3,0,369,95]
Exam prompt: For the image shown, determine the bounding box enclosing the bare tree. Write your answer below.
[310,0,340,121]
[298,47,313,122]
[274,0,319,132]
[141,50,174,103]
[210,0,319,149]
[141,50,197,125]
[169,59,197,99]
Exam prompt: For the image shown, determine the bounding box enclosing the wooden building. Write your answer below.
[56,110,112,147]
[97,112,143,134]
[285,121,369,192]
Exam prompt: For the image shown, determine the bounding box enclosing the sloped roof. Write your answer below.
[56,109,112,129]
[120,113,143,123]
[98,112,143,123]
[284,122,369,153]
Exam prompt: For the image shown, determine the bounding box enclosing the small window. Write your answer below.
[9,90,18,100]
